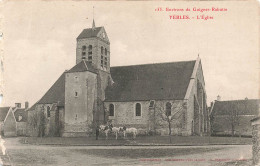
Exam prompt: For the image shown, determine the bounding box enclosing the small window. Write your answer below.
[47,106,51,118]
[82,46,86,59]
[82,45,86,51]
[149,100,155,108]
[166,102,171,116]
[101,46,103,54]
[88,45,92,51]
[88,45,92,63]
[74,76,78,82]
[105,48,107,56]
[75,114,77,120]
[75,92,78,97]
[135,103,141,116]
[109,104,114,116]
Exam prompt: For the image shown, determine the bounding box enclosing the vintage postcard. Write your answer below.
[0,0,259,166]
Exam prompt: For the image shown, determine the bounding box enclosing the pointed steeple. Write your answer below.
[92,6,95,30]
[92,19,96,30]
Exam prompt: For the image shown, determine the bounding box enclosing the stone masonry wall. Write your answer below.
[3,110,16,137]
[63,71,97,137]
[104,100,188,136]
[186,61,208,136]
[252,124,260,165]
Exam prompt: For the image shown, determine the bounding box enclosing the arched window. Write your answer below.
[104,48,108,69]
[47,106,51,118]
[101,47,104,67]
[135,103,141,116]
[101,46,103,54]
[166,102,171,116]
[88,45,92,63]
[109,104,114,116]
[88,45,92,51]
[82,45,86,59]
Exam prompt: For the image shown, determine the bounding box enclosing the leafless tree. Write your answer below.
[227,101,240,137]
[154,101,185,143]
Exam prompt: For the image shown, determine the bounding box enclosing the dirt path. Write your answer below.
[3,137,252,166]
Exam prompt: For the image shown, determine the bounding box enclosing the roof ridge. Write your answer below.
[111,60,196,68]
[83,60,88,70]
[215,99,260,102]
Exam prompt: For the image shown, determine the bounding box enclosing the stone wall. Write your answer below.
[27,104,65,137]
[104,100,188,136]
[0,122,3,135]
[3,110,16,137]
[76,28,110,73]
[16,122,26,136]
[63,71,97,137]
[212,115,256,136]
[76,38,98,65]
[186,60,208,136]
[252,123,260,165]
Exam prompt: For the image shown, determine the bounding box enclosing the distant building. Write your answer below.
[1,103,28,137]
[13,107,28,136]
[27,20,209,137]
[0,107,11,135]
[3,108,16,137]
[210,98,259,136]
[251,116,260,165]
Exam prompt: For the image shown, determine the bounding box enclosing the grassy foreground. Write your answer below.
[20,135,252,146]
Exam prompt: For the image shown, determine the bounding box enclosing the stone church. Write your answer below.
[27,21,209,137]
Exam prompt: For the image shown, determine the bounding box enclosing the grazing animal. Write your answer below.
[99,125,110,139]
[108,124,121,140]
[122,127,138,139]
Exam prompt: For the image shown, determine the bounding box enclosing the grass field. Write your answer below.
[20,135,252,146]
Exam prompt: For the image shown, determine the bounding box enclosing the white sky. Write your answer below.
[0,1,259,107]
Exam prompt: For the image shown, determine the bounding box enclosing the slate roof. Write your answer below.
[37,72,65,106]
[77,27,102,39]
[0,107,10,122]
[66,60,97,74]
[105,60,196,101]
[32,60,97,107]
[14,108,27,122]
[212,99,260,116]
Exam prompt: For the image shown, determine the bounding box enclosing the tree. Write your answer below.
[154,101,186,143]
[227,101,240,137]
[27,106,47,137]
[38,110,47,137]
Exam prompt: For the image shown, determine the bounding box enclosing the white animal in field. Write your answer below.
[99,125,110,139]
[109,124,122,140]
[122,127,138,139]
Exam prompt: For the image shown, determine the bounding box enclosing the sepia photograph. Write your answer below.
[0,0,259,165]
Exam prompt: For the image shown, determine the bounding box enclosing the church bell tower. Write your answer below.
[76,20,110,73]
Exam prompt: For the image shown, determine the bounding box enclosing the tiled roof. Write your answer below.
[0,107,10,122]
[105,60,196,101]
[212,99,260,116]
[77,27,102,39]
[14,108,27,122]
[37,72,65,106]
[66,60,97,74]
